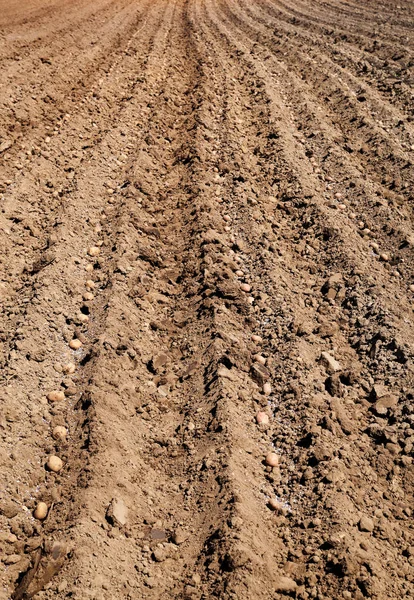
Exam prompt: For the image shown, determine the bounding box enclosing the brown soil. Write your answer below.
[1,0,414,598]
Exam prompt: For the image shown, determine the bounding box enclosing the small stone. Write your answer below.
[83,292,94,301]
[251,362,271,386]
[251,334,263,344]
[62,363,76,375]
[69,339,82,350]
[265,452,279,467]
[87,246,100,257]
[106,498,128,526]
[380,253,389,261]
[256,411,269,425]
[263,382,272,396]
[268,498,285,513]
[47,391,65,402]
[34,502,48,520]
[64,386,78,397]
[47,456,63,472]
[359,516,374,532]
[253,354,266,365]
[52,426,67,441]
[150,528,168,541]
[240,283,251,292]
[371,384,388,400]
[320,352,341,373]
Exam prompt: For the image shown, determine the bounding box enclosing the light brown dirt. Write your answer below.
[0,0,414,598]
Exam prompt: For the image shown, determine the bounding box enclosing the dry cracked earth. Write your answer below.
[1,0,414,598]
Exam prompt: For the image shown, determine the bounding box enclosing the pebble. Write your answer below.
[52,426,67,441]
[235,270,244,277]
[320,351,341,374]
[263,382,272,396]
[150,528,168,541]
[34,502,48,520]
[268,498,284,512]
[240,283,251,292]
[47,455,63,472]
[62,363,76,375]
[78,313,89,323]
[87,246,100,257]
[251,334,263,344]
[409,284,414,293]
[85,280,95,289]
[265,452,279,467]
[106,497,128,526]
[256,411,269,425]
[380,253,389,262]
[251,362,271,386]
[253,354,266,365]
[69,339,82,350]
[47,391,65,402]
[83,292,94,301]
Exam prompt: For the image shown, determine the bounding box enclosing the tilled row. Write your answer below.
[196,0,414,598]
[1,0,179,595]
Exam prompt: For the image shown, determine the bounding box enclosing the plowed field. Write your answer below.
[1,0,414,598]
